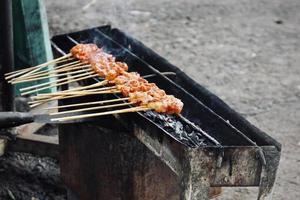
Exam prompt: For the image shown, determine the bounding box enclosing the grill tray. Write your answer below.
[51,25,280,150]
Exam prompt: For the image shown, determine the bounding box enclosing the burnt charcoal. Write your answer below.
[175,121,183,133]
[143,111,213,147]
[185,125,193,133]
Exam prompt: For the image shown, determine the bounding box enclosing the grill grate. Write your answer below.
[51,26,269,151]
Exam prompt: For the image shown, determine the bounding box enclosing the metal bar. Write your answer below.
[213,112,267,166]
[67,35,79,45]
[0,0,15,111]
[51,41,67,56]
[178,114,221,147]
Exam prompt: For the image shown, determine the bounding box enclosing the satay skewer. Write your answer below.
[4,55,73,77]
[9,62,87,82]
[17,53,72,78]
[17,68,93,89]
[27,80,109,97]
[50,102,134,116]
[32,86,117,99]
[6,44,183,117]
[51,106,151,122]
[4,57,76,78]
[21,72,98,96]
[28,90,120,106]
[26,71,174,103]
[9,63,90,83]
[27,80,109,106]
[43,97,129,110]
[5,53,72,79]
[7,62,82,83]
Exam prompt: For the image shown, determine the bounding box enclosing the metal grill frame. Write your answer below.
[52,25,281,200]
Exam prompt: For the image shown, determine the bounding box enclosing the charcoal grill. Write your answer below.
[51,25,281,200]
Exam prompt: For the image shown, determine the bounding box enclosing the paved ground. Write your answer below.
[0,0,299,199]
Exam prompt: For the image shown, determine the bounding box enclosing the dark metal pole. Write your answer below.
[0,0,15,111]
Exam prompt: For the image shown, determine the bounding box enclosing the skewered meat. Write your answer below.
[147,95,183,114]
[112,72,181,114]
[70,44,98,61]
[70,44,183,114]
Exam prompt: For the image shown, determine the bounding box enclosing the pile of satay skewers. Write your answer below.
[4,44,183,122]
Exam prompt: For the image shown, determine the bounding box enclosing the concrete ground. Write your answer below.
[0,0,299,199]
[45,0,300,199]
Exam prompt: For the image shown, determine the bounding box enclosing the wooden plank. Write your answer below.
[12,0,55,95]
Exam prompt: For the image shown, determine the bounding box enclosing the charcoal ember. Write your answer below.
[143,111,210,147]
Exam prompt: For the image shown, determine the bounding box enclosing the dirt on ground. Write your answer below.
[0,0,299,199]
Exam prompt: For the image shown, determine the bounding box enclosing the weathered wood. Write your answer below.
[59,119,180,200]
[12,0,54,95]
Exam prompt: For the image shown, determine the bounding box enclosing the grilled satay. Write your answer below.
[111,72,183,114]
[71,44,183,114]
[71,44,128,80]
[6,43,183,115]
[70,44,99,61]
[28,44,182,114]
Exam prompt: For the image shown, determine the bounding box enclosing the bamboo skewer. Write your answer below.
[28,89,118,108]
[4,56,73,79]
[17,68,92,86]
[4,57,75,77]
[20,71,96,95]
[32,86,117,99]
[29,89,119,104]
[43,97,129,110]
[51,106,151,122]
[28,83,111,106]
[8,62,81,83]
[9,65,83,83]
[6,53,72,79]
[50,102,134,116]
[17,53,72,78]
[10,63,90,83]
[16,70,93,92]
[9,60,83,81]
[19,68,93,91]
[27,80,109,106]
[21,72,98,96]
[38,80,109,95]
[29,91,117,108]
[27,80,109,98]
